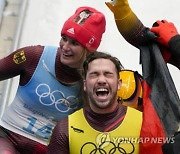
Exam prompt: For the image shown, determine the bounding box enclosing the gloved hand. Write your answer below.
[150,20,178,46]
[105,0,130,19]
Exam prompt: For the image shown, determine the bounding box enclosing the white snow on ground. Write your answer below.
[19,0,180,95]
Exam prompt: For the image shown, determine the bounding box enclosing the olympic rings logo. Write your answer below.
[36,83,79,112]
[80,139,135,154]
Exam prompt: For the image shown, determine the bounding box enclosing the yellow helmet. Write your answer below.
[117,70,143,111]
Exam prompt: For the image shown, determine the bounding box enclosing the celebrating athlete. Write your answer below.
[46,51,143,154]
[0,6,106,154]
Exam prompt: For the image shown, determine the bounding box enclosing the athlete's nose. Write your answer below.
[62,41,71,51]
[97,75,107,85]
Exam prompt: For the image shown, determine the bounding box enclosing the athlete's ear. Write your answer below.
[118,78,122,90]
[83,79,87,92]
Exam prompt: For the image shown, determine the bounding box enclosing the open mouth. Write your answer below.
[63,52,73,57]
[96,88,109,96]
